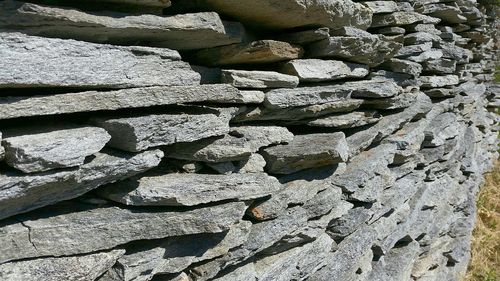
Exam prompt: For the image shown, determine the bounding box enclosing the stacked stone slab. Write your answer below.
[0,0,497,280]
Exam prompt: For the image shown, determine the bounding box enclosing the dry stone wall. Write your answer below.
[0,0,498,280]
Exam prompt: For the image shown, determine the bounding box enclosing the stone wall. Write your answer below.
[0,0,498,280]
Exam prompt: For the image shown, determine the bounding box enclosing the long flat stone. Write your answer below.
[92,110,233,152]
[0,249,125,281]
[98,173,281,206]
[0,85,252,120]
[221,70,298,89]
[1,2,243,50]
[0,32,200,89]
[281,59,369,82]
[2,126,111,173]
[371,12,441,27]
[197,0,372,30]
[164,126,293,162]
[0,149,163,220]
[262,132,348,174]
[287,110,382,129]
[264,81,401,109]
[191,40,303,66]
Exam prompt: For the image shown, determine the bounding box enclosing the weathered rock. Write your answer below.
[288,110,382,128]
[164,126,293,162]
[406,49,444,63]
[0,132,5,161]
[93,110,233,152]
[264,80,401,109]
[419,75,460,88]
[395,42,433,57]
[236,154,267,174]
[281,59,369,82]
[422,3,467,24]
[423,113,460,147]
[191,40,303,66]
[361,90,419,110]
[362,1,399,14]
[0,201,246,263]
[2,127,111,173]
[380,58,423,77]
[221,70,298,89]
[0,32,200,89]
[98,173,281,206]
[196,0,373,30]
[307,33,402,66]
[0,149,163,220]
[371,12,440,28]
[0,85,257,120]
[0,2,243,50]
[277,27,330,45]
[0,249,125,281]
[262,132,348,174]
[423,58,457,74]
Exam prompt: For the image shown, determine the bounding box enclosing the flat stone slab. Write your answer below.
[281,59,369,82]
[371,12,441,28]
[92,110,232,152]
[419,75,460,88]
[98,173,281,206]
[221,70,298,89]
[191,40,303,66]
[277,27,330,45]
[361,1,399,14]
[0,85,253,120]
[0,149,163,220]
[1,2,243,50]
[0,201,246,263]
[287,110,382,129]
[262,132,349,174]
[196,0,372,30]
[164,126,293,162]
[0,32,200,89]
[2,127,111,173]
[264,81,401,109]
[0,249,124,281]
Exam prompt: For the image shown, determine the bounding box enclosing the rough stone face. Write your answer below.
[371,12,441,27]
[98,173,281,206]
[0,149,163,220]
[0,85,255,120]
[419,75,460,88]
[0,250,125,281]
[221,70,299,89]
[261,132,349,174]
[0,33,200,89]
[191,40,303,66]
[362,1,399,14]
[164,126,293,162]
[288,110,382,128]
[0,2,243,50]
[92,110,232,152]
[2,127,111,173]
[380,58,423,77]
[277,27,330,45]
[281,59,369,82]
[0,201,246,263]
[197,0,373,30]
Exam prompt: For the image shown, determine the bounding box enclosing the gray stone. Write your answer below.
[221,70,298,89]
[424,88,457,98]
[404,32,442,45]
[406,49,444,63]
[191,40,303,66]
[164,126,293,162]
[419,75,460,88]
[281,59,369,82]
[0,32,199,89]
[264,80,401,109]
[95,0,171,8]
[3,127,111,173]
[93,110,233,152]
[361,90,419,110]
[371,12,441,28]
[423,3,467,24]
[307,34,402,66]
[423,58,457,73]
[0,85,257,120]
[0,2,243,50]
[0,132,4,161]
[0,149,163,221]
[286,110,382,128]
[395,42,433,57]
[380,58,423,77]
[423,113,460,147]
[0,201,246,263]
[262,132,348,174]
[361,1,399,13]
[376,26,406,36]
[277,27,330,45]
[196,0,372,30]
[98,173,281,206]
[0,249,125,281]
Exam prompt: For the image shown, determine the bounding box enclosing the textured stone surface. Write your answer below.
[371,12,441,27]
[0,2,243,50]
[98,173,281,206]
[0,33,200,88]
[288,110,382,128]
[281,59,369,82]
[3,127,111,173]
[262,132,348,174]
[221,70,299,89]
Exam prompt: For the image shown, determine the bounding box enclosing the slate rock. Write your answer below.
[0,132,4,161]
[191,40,303,66]
[362,1,399,14]
[0,32,200,89]
[0,2,243,50]
[3,127,111,173]
[371,12,441,28]
[419,75,460,88]
[98,173,281,206]
[380,58,423,77]
[291,110,382,128]
[276,27,330,45]
[221,70,298,89]
[423,59,457,74]
[0,149,163,220]
[262,132,348,174]
[236,154,267,174]
[0,201,246,263]
[164,126,293,162]
[281,59,369,82]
